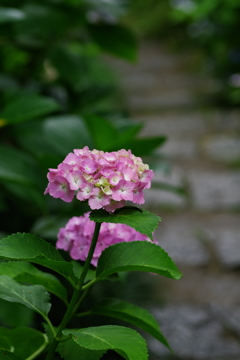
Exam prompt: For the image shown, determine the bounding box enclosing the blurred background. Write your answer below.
[0,0,240,359]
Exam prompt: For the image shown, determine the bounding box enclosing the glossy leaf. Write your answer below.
[90,207,160,241]
[15,115,92,158]
[0,336,12,351]
[96,241,182,280]
[0,275,51,317]
[0,145,42,186]
[31,216,71,240]
[88,298,171,350]
[0,350,22,360]
[88,24,137,61]
[0,261,67,303]
[126,136,167,157]
[71,261,96,283]
[0,327,46,359]
[0,233,74,281]
[84,115,118,151]
[49,46,85,88]
[63,325,148,360]
[0,299,33,328]
[57,338,105,360]
[0,8,25,23]
[0,95,59,125]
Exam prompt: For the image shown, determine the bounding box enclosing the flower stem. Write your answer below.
[45,222,102,360]
[26,334,48,360]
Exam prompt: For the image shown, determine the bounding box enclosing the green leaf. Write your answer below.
[84,115,119,151]
[31,216,71,240]
[0,95,59,125]
[113,123,143,149]
[0,327,47,359]
[0,275,51,317]
[0,145,43,186]
[88,24,137,61]
[49,46,85,89]
[41,115,92,156]
[0,233,74,282]
[14,4,69,45]
[0,145,46,210]
[126,137,167,157]
[0,336,12,351]
[63,325,148,360]
[96,241,182,280]
[57,338,105,360]
[0,299,33,328]
[0,8,25,24]
[90,207,160,240]
[88,298,171,350]
[0,261,67,304]
[71,261,96,283]
[0,350,22,360]
[15,115,92,158]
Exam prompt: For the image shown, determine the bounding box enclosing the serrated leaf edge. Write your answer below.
[63,325,148,358]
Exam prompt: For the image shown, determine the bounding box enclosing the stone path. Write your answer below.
[107,42,240,360]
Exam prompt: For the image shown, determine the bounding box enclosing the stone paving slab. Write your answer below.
[148,305,240,360]
[188,170,240,211]
[209,109,240,131]
[154,213,210,267]
[201,134,240,163]
[156,268,240,307]
[108,40,240,360]
[144,167,188,209]
[145,188,188,209]
[126,90,200,111]
[121,73,208,92]
[137,112,208,137]
[159,136,198,159]
[106,43,192,73]
[154,212,240,268]
[202,215,240,269]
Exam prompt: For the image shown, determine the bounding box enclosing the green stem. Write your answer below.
[26,334,48,360]
[71,287,91,318]
[43,316,56,338]
[75,310,91,318]
[45,222,102,360]
[81,277,98,291]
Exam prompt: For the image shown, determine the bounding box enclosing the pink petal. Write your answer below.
[88,188,110,210]
[80,158,98,174]
[67,170,86,190]
[104,200,125,212]
[48,176,74,202]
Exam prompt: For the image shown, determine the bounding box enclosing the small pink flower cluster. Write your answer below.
[57,213,157,267]
[44,147,154,212]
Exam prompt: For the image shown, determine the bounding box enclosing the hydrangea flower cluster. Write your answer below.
[44,146,154,212]
[57,213,157,267]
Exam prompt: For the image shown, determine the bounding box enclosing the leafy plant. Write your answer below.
[0,2,186,359]
[0,0,168,241]
[0,204,182,359]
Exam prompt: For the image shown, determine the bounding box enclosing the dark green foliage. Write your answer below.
[63,325,148,360]
[86,298,171,349]
[0,3,176,359]
[90,207,160,241]
[0,327,46,359]
[0,0,167,240]
[96,241,182,280]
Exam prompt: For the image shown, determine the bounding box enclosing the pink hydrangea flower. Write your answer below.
[57,213,158,267]
[45,147,154,212]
